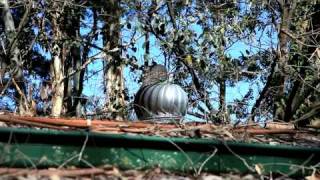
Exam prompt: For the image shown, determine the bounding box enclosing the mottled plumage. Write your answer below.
[142,64,168,86]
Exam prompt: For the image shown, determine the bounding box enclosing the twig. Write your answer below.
[222,141,255,172]
[164,138,197,174]
[11,78,26,101]
[78,132,89,161]
[16,149,37,169]
[58,154,79,169]
[0,77,12,96]
[280,29,319,48]
[7,0,33,55]
[277,154,314,180]
[12,78,31,113]
[196,148,218,176]
[79,158,95,169]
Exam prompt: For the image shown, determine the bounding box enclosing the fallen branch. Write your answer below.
[0,114,305,136]
[232,128,300,135]
[14,114,176,129]
[0,167,108,177]
[0,114,71,130]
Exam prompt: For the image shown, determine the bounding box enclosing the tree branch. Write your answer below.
[250,54,277,122]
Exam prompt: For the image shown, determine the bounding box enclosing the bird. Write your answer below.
[141,63,168,87]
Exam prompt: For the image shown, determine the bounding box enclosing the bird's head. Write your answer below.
[142,63,168,86]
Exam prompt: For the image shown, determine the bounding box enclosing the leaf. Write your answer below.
[50,174,61,180]
[185,55,192,65]
[159,23,165,35]
[127,23,131,29]
[305,171,320,180]
[255,164,264,175]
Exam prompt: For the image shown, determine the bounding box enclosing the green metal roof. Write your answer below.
[0,127,318,177]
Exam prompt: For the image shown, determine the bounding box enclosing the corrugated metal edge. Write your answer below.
[0,127,318,177]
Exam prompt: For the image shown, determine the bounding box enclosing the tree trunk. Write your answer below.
[273,1,296,121]
[284,3,320,124]
[0,0,30,115]
[103,1,126,120]
[51,55,65,117]
[217,20,228,123]
[73,44,84,117]
[50,2,65,117]
[64,7,83,117]
[218,77,227,123]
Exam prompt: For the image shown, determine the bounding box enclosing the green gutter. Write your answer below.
[0,127,318,176]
